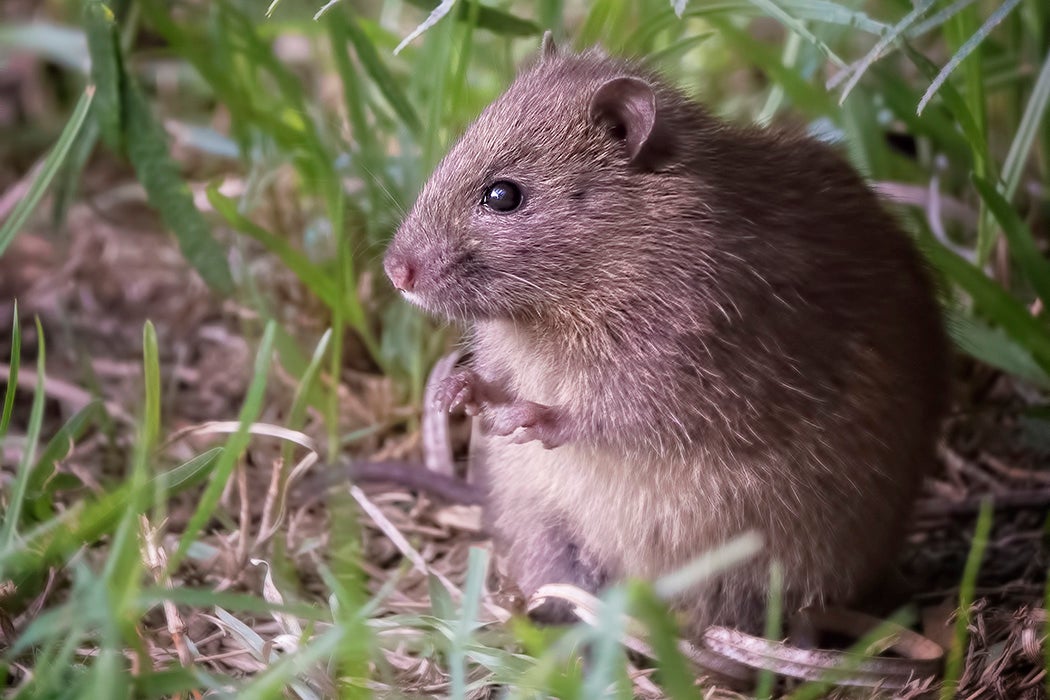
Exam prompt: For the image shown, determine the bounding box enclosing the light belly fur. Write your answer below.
[480,433,756,582]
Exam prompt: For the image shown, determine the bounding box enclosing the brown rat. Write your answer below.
[383,36,948,635]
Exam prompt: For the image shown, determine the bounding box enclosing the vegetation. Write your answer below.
[0,0,1047,697]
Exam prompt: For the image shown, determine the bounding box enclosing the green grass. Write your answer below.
[939,500,994,700]
[0,0,1047,696]
[0,87,95,259]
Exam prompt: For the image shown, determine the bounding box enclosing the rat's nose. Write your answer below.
[384,253,417,293]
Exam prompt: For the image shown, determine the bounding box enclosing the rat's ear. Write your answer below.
[589,76,673,170]
[541,31,558,60]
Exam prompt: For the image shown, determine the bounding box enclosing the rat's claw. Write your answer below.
[435,369,478,414]
[450,385,472,412]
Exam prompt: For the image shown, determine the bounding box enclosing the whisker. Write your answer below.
[359,162,408,218]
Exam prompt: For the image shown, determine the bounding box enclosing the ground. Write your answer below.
[1,143,1048,697]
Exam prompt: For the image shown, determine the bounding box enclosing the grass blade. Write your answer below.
[143,321,161,451]
[757,30,801,125]
[0,448,220,575]
[0,317,47,550]
[84,1,123,152]
[234,627,345,700]
[918,0,1024,114]
[50,112,101,231]
[0,87,95,258]
[708,17,835,115]
[25,401,101,509]
[946,309,1050,388]
[282,329,332,466]
[327,16,398,219]
[908,0,982,39]
[1000,48,1050,201]
[939,500,993,700]
[124,74,234,294]
[582,587,631,699]
[922,238,1050,372]
[755,561,785,699]
[136,587,323,620]
[745,0,846,69]
[170,321,277,570]
[0,302,20,446]
[418,4,459,170]
[869,66,971,163]
[973,175,1050,307]
[402,0,539,39]
[395,0,456,54]
[654,532,763,599]
[207,186,341,312]
[450,547,489,698]
[833,0,936,102]
[628,584,697,700]
[97,0,232,294]
[100,322,163,625]
[338,11,422,134]
[905,44,986,153]
[326,486,372,699]
[783,0,888,35]
[646,32,715,68]
[578,0,630,49]
[1045,543,1050,700]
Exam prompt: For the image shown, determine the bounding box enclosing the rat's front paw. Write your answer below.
[483,401,568,449]
[434,369,482,415]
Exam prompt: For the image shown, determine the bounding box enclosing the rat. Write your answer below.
[382,34,948,636]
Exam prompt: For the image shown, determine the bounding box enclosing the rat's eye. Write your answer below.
[481,181,523,212]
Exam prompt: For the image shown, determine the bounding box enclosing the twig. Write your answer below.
[139,515,195,667]
[256,457,285,550]
[980,452,1050,485]
[348,484,510,623]
[256,450,318,545]
[916,489,1050,517]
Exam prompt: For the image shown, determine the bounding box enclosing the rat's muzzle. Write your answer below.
[383,250,417,293]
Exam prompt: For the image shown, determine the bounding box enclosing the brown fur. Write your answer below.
[384,43,948,635]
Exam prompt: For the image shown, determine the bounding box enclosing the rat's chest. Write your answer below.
[471,323,587,405]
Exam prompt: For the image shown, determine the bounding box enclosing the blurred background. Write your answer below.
[0,0,1048,697]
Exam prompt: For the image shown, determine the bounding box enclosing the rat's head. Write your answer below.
[384,35,695,322]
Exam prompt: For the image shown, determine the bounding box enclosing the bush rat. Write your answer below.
[383,35,948,635]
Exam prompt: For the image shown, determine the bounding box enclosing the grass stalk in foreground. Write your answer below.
[785,609,917,700]
[0,318,46,551]
[755,561,785,699]
[0,87,95,258]
[170,321,277,571]
[0,302,20,448]
[940,499,994,700]
[1045,519,1050,700]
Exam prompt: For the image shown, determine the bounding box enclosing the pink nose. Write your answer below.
[384,255,417,292]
